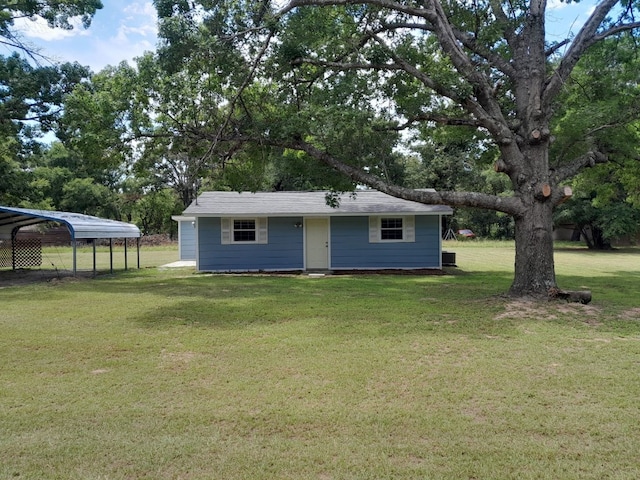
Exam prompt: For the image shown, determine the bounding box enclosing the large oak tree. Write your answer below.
[154,0,640,298]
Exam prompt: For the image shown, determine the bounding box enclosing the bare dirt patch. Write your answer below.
[0,268,93,288]
[618,308,640,321]
[495,300,602,323]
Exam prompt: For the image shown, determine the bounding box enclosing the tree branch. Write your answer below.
[375,113,482,131]
[418,1,513,142]
[281,0,514,143]
[487,0,517,46]
[544,0,620,107]
[292,51,473,110]
[368,35,511,139]
[379,21,517,78]
[593,22,640,42]
[454,30,517,79]
[551,150,608,184]
[198,29,276,167]
[282,0,507,89]
[280,0,429,19]
[545,39,570,57]
[256,135,524,215]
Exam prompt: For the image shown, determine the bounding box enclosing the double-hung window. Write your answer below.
[233,219,256,242]
[380,218,404,240]
[369,216,415,243]
[221,218,268,244]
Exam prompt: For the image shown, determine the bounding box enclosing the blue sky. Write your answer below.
[11,0,157,72]
[9,0,596,73]
[546,0,597,44]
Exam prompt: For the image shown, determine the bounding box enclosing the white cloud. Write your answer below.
[117,22,157,41]
[96,4,156,68]
[123,2,156,17]
[547,0,569,11]
[13,16,89,41]
[9,1,158,71]
[115,1,158,48]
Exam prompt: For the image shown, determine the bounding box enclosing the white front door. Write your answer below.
[305,217,329,270]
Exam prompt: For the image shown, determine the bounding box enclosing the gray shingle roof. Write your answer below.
[183,190,452,217]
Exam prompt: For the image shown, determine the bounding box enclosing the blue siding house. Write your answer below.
[178,190,452,272]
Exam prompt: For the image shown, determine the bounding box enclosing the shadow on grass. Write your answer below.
[5,266,639,336]
[131,295,529,340]
[118,270,525,340]
[556,272,640,296]
[555,246,640,254]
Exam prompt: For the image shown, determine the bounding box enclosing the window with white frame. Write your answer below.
[221,218,268,244]
[233,219,256,242]
[380,217,404,240]
[369,216,415,243]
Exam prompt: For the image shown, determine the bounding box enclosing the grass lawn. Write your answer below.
[1,242,639,479]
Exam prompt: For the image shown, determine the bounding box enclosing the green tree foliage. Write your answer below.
[135,58,214,205]
[57,64,135,188]
[13,142,120,216]
[142,1,405,198]
[555,164,640,249]
[22,142,78,209]
[552,36,640,248]
[400,124,514,238]
[59,177,119,218]
[0,55,91,204]
[0,54,90,138]
[0,0,100,205]
[84,48,377,206]
[0,137,27,205]
[135,188,182,235]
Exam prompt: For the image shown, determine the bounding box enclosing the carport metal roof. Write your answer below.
[0,206,141,274]
[0,206,140,239]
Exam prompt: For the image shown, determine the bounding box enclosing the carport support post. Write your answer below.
[137,237,140,269]
[124,239,128,271]
[11,230,16,270]
[92,239,97,277]
[72,237,77,275]
[109,238,113,274]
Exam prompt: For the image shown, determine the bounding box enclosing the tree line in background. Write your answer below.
[2,1,640,296]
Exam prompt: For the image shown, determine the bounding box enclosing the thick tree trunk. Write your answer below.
[509,198,557,297]
[590,226,613,250]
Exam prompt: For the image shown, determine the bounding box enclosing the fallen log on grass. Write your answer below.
[548,288,592,304]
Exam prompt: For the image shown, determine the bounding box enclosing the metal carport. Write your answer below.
[0,206,141,275]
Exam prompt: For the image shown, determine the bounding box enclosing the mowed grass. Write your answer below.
[1,242,640,479]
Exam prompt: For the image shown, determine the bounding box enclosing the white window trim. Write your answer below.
[221,217,268,245]
[369,215,415,243]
